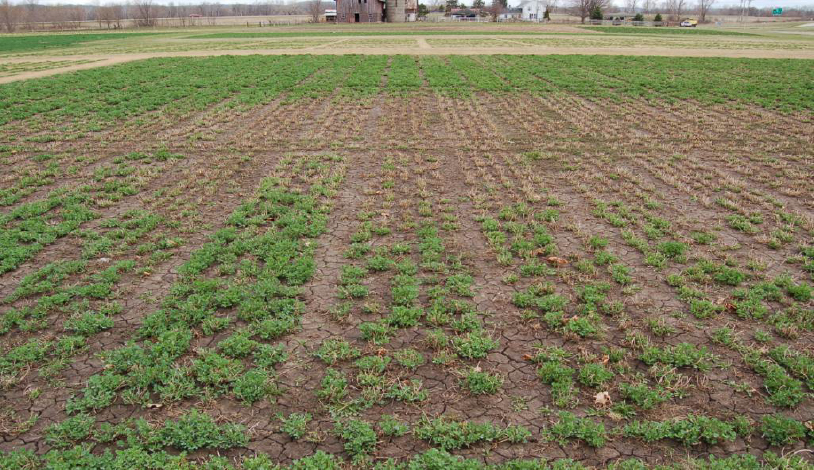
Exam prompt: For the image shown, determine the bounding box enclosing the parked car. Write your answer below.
[680,18,698,27]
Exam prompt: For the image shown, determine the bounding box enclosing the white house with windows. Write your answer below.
[517,0,545,21]
[498,7,522,20]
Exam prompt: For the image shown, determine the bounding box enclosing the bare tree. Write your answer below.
[307,0,322,22]
[97,3,122,28]
[68,5,85,23]
[0,0,21,32]
[23,0,37,27]
[675,0,685,18]
[663,0,685,19]
[641,0,654,12]
[625,0,637,13]
[697,0,713,21]
[133,0,154,26]
[572,0,608,23]
[488,0,506,21]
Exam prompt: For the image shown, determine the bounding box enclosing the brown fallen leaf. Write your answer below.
[594,391,611,406]
[546,256,568,266]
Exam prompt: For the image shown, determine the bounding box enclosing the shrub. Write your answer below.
[414,417,500,450]
[193,351,243,388]
[287,451,342,470]
[547,412,606,448]
[45,414,94,448]
[461,368,503,395]
[657,241,688,259]
[155,409,248,451]
[315,339,360,365]
[578,363,614,388]
[359,320,394,345]
[639,343,713,370]
[393,348,425,370]
[232,369,276,404]
[379,414,409,437]
[388,306,423,328]
[386,379,428,402]
[334,419,377,458]
[620,383,672,410]
[355,355,390,374]
[218,334,258,358]
[787,283,812,302]
[279,412,312,440]
[452,330,498,359]
[317,368,348,403]
[623,415,736,446]
[760,414,806,446]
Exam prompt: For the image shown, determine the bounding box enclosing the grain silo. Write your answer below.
[385,0,405,22]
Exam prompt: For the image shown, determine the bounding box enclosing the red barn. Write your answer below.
[336,0,385,22]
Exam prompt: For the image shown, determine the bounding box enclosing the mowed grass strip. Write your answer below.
[582,26,754,36]
[188,30,582,39]
[0,32,165,53]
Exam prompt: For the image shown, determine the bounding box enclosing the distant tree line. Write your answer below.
[425,0,811,23]
[0,0,811,32]
[0,0,316,32]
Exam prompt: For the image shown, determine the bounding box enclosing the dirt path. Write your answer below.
[1,42,813,84]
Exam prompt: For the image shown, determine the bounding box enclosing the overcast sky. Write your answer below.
[27,0,814,10]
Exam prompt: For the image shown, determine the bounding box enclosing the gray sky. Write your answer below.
[27,0,814,10]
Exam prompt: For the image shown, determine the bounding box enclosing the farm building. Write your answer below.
[517,0,545,21]
[498,8,523,20]
[449,8,481,19]
[335,0,417,22]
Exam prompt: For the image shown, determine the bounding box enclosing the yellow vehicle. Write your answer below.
[680,18,698,27]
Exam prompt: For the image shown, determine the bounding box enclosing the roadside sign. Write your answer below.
[772,7,783,15]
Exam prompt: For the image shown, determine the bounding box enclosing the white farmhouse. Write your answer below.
[498,7,522,20]
[517,0,545,21]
